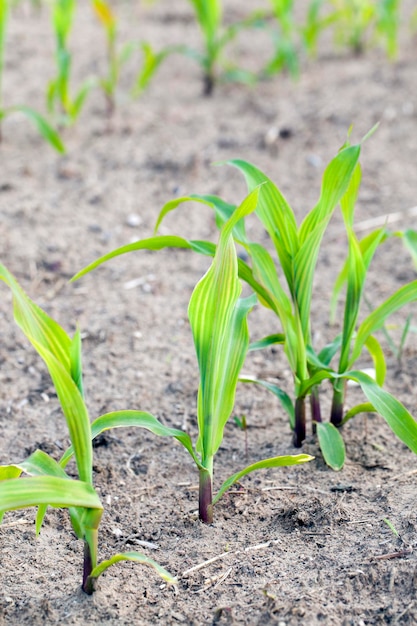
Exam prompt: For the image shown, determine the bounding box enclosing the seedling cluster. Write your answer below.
[0,0,408,149]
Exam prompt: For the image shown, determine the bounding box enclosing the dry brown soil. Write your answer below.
[1,1,417,624]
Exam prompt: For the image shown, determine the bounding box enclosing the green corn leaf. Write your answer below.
[338,230,366,370]
[364,335,386,386]
[248,334,285,351]
[31,340,92,485]
[0,466,22,480]
[331,227,387,321]
[154,196,215,234]
[226,160,298,289]
[132,42,172,97]
[342,402,375,424]
[298,145,361,245]
[239,375,295,427]
[59,410,202,470]
[70,327,84,397]
[89,551,176,585]
[0,263,92,485]
[189,189,259,460]
[213,454,313,505]
[316,422,345,470]
[350,280,417,366]
[400,229,417,270]
[314,335,342,368]
[6,106,65,153]
[72,235,198,281]
[0,263,71,368]
[0,476,101,515]
[344,370,417,455]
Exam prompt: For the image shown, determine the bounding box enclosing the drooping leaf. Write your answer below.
[213,454,313,504]
[7,106,65,153]
[89,551,176,585]
[0,476,101,515]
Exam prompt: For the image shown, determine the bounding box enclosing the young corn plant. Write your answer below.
[92,0,171,114]
[74,136,417,471]
[0,262,175,594]
[301,0,339,58]
[262,0,299,79]
[181,0,257,95]
[0,0,64,151]
[329,0,399,57]
[73,189,313,524]
[47,0,93,126]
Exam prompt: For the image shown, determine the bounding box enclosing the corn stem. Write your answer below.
[330,382,345,427]
[293,396,306,447]
[199,464,213,524]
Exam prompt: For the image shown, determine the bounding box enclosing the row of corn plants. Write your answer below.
[2,135,417,595]
[1,0,408,149]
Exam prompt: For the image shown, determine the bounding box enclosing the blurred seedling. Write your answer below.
[47,0,94,126]
[0,262,175,593]
[181,0,259,95]
[92,0,172,116]
[0,0,64,151]
[73,189,313,524]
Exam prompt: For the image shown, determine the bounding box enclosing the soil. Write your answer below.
[1,1,417,624]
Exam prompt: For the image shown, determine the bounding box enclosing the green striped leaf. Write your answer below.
[0,263,92,485]
[189,189,259,460]
[60,410,202,470]
[239,375,295,427]
[213,454,313,505]
[226,160,298,290]
[0,476,102,514]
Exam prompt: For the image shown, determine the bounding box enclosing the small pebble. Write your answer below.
[126,213,142,227]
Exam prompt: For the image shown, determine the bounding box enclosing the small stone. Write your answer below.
[126,213,142,227]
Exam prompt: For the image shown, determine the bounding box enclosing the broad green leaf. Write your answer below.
[89,551,176,585]
[213,454,313,505]
[345,370,417,455]
[0,263,92,484]
[313,335,342,368]
[316,422,345,470]
[59,410,202,470]
[0,263,71,368]
[0,476,101,514]
[298,144,361,245]
[7,106,65,153]
[31,339,92,484]
[226,160,298,289]
[189,189,259,460]
[0,466,22,480]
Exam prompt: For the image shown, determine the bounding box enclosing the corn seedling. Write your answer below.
[0,0,64,150]
[73,190,313,524]
[77,133,417,471]
[92,0,171,114]
[330,0,399,57]
[47,0,93,126]
[302,0,339,57]
[181,0,258,95]
[262,0,299,79]
[0,263,175,593]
